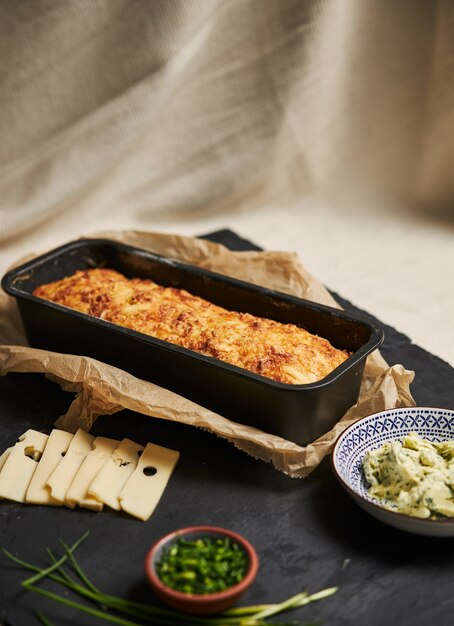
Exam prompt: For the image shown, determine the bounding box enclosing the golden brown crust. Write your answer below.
[33,268,350,384]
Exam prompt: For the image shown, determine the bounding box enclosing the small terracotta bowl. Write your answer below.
[145,525,259,614]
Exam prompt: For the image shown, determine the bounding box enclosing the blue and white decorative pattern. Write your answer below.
[332,407,454,528]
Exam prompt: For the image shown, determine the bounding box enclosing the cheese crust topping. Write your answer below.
[33,268,350,385]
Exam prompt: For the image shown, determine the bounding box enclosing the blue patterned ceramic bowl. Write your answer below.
[331,407,454,537]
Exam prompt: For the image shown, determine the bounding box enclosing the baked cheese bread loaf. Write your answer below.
[33,268,350,385]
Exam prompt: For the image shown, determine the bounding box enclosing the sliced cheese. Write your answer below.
[47,428,94,506]
[88,438,144,510]
[25,430,74,505]
[0,430,49,502]
[118,442,179,521]
[0,447,12,473]
[65,436,118,510]
[0,447,13,499]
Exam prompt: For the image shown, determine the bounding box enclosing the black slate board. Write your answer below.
[1,229,454,626]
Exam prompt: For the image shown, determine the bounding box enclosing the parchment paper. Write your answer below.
[0,230,415,477]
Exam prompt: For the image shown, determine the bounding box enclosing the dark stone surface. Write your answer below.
[0,229,453,626]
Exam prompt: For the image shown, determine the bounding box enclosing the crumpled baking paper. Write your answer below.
[0,230,415,477]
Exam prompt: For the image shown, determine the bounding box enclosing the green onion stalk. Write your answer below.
[1,531,337,626]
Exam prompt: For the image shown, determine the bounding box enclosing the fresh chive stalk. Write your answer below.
[1,533,337,626]
[35,610,55,626]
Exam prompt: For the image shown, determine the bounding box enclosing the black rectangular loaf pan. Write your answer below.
[1,239,384,445]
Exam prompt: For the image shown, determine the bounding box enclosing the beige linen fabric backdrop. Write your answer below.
[1,0,453,240]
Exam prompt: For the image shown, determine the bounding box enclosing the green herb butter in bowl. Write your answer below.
[145,526,259,614]
[331,407,454,537]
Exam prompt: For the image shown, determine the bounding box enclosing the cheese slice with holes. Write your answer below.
[0,430,49,502]
[88,438,144,510]
[25,430,74,505]
[47,428,94,506]
[118,442,179,521]
[65,436,118,510]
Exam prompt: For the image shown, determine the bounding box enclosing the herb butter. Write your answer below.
[362,432,454,519]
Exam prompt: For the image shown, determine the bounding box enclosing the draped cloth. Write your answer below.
[1,0,453,240]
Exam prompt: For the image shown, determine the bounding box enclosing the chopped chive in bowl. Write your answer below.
[156,536,248,594]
